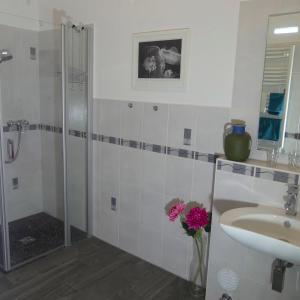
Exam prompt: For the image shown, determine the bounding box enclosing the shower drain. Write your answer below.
[19,236,36,245]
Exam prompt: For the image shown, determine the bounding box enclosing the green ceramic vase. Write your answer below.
[224,120,252,162]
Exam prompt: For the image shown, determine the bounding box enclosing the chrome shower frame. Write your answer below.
[0,87,11,271]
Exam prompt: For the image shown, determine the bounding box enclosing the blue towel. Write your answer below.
[258,117,281,141]
[267,93,285,115]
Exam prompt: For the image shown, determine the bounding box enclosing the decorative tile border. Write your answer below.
[3,123,299,182]
[121,138,141,149]
[285,132,300,140]
[97,134,214,163]
[143,143,166,154]
[2,125,216,163]
[217,161,255,176]
[3,123,40,132]
[218,160,299,184]
[167,147,194,159]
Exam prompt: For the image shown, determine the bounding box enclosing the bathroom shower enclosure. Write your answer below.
[0,13,93,272]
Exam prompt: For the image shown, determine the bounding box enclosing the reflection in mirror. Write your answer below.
[257,12,300,157]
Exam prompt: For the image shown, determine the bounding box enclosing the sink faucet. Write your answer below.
[284,184,298,216]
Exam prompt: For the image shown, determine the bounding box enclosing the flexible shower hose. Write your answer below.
[5,125,22,164]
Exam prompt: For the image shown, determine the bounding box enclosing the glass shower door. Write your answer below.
[0,14,65,270]
[63,24,93,243]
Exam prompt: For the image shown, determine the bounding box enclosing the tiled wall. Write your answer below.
[92,98,230,279]
[206,158,300,300]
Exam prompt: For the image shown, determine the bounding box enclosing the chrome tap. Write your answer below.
[284,184,298,216]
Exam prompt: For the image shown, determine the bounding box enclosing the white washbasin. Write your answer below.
[220,205,300,264]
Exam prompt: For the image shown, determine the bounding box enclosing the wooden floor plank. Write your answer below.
[0,238,204,300]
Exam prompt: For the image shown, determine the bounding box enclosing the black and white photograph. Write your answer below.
[132,29,189,90]
[138,39,182,79]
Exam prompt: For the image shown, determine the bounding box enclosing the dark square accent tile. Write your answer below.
[29,124,37,130]
[273,171,289,183]
[255,168,261,178]
[232,164,246,175]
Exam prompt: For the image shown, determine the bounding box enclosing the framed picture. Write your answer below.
[132,28,190,91]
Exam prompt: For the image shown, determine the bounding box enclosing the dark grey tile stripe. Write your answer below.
[285,132,300,140]
[102,135,120,145]
[195,152,217,163]
[232,164,246,175]
[69,129,87,138]
[167,147,194,159]
[143,143,166,154]
[273,171,289,183]
[3,123,299,181]
[218,161,299,184]
[96,134,213,163]
[121,139,141,149]
[3,124,40,132]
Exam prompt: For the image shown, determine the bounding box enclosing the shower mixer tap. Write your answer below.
[5,119,29,164]
[7,119,29,131]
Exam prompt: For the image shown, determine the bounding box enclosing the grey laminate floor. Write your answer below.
[0,238,203,300]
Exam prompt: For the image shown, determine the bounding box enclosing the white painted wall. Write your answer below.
[88,0,240,106]
[0,0,39,20]
[0,0,39,30]
[38,0,241,107]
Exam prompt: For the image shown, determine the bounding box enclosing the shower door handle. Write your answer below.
[7,139,14,160]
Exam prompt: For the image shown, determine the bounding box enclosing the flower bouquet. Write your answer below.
[165,199,211,297]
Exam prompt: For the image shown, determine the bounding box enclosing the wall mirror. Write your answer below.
[257,12,300,154]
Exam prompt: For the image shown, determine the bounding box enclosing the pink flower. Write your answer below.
[168,202,186,221]
[185,207,208,230]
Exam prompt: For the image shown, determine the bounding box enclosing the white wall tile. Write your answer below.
[196,106,230,154]
[191,160,214,210]
[100,143,120,192]
[140,190,164,232]
[119,184,140,223]
[98,99,121,137]
[120,101,144,141]
[162,234,189,279]
[119,217,139,255]
[97,210,119,248]
[165,155,193,201]
[167,104,197,150]
[120,147,142,186]
[138,225,163,266]
[251,176,287,208]
[142,151,166,195]
[213,169,255,203]
[142,102,168,145]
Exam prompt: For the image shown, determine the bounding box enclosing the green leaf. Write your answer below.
[181,221,196,237]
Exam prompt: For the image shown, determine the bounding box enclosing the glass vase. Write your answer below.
[189,234,206,298]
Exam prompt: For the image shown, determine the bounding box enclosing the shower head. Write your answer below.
[0,50,13,63]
